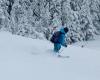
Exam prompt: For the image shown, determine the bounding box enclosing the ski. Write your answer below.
[57,55,70,58]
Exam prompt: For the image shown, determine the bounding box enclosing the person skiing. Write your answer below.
[50,25,69,54]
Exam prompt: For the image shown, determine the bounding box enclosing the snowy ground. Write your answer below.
[0,31,100,80]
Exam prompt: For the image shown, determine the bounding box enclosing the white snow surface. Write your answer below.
[0,31,100,80]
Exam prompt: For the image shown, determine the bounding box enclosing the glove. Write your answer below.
[64,44,67,47]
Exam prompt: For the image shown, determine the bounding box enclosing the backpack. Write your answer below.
[50,31,61,43]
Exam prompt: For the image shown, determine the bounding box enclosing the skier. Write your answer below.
[51,24,69,55]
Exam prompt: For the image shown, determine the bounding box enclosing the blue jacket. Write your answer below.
[57,28,66,45]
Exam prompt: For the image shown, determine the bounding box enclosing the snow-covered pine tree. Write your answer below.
[0,0,100,43]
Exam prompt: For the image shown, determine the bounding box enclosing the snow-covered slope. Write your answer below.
[0,31,100,80]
